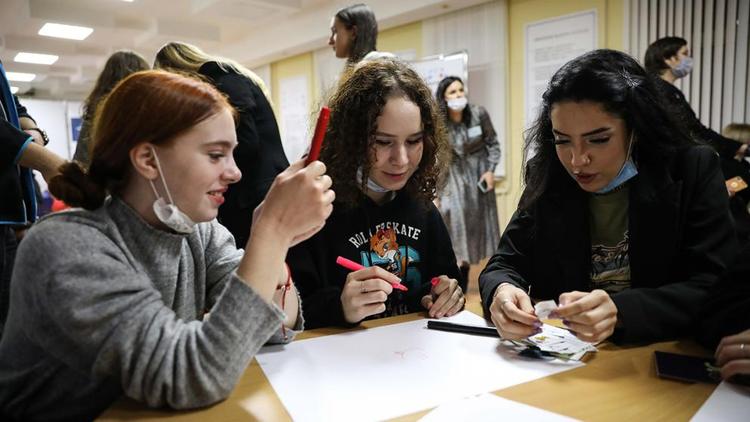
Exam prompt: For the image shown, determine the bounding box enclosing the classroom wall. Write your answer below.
[498,0,624,228]
[378,21,423,59]
[269,21,425,160]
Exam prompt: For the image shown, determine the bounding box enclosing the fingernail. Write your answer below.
[532,328,542,335]
[533,321,543,329]
[562,319,571,326]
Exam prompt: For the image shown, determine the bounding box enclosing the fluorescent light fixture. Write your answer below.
[38,23,93,40]
[10,86,19,94]
[5,72,36,82]
[122,0,134,2]
[14,52,59,65]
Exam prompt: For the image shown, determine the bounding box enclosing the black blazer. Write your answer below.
[199,62,289,247]
[479,145,737,344]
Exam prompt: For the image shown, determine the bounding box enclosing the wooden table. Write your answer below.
[99,303,716,421]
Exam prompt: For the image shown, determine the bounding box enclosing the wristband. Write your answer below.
[25,127,49,146]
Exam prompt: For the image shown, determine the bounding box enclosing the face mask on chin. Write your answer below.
[671,56,693,79]
[356,167,390,194]
[446,97,468,112]
[595,132,638,194]
[147,148,196,234]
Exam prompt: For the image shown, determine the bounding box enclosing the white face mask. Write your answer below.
[356,167,390,193]
[147,148,196,234]
[446,97,468,112]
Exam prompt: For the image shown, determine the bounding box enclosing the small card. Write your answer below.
[467,125,483,138]
[534,300,558,321]
[726,176,748,193]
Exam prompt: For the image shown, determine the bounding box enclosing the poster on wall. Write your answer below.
[524,10,597,133]
[410,51,468,98]
[278,75,310,163]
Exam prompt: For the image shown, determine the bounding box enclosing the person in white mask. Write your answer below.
[645,36,742,163]
[435,76,502,284]
[481,49,736,345]
[0,70,335,421]
[286,59,466,329]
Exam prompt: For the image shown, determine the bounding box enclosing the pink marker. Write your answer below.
[335,256,408,291]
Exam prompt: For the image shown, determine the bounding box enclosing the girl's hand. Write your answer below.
[480,171,495,191]
[555,290,617,343]
[340,266,398,324]
[715,329,750,382]
[421,275,464,318]
[252,159,334,247]
[488,283,540,340]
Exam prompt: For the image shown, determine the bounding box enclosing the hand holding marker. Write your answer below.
[335,256,408,291]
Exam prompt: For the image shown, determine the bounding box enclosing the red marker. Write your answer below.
[304,106,330,165]
[335,256,408,291]
[430,277,440,287]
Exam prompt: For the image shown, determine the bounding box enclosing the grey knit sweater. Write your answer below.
[0,197,300,421]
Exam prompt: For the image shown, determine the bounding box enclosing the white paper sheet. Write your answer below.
[691,381,750,421]
[418,393,579,422]
[257,311,581,422]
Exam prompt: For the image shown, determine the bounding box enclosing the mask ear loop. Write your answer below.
[625,131,636,161]
[150,148,176,206]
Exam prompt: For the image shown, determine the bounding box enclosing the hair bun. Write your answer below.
[48,161,106,210]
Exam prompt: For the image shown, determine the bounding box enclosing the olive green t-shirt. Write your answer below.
[589,185,631,293]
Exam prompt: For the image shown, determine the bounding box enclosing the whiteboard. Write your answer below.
[410,51,469,97]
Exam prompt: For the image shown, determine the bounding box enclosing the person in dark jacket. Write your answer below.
[644,36,741,161]
[154,42,289,247]
[480,49,736,345]
[1,61,66,338]
[287,58,465,329]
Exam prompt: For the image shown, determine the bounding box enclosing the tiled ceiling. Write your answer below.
[0,0,491,100]
[0,0,328,99]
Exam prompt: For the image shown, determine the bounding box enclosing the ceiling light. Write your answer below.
[14,52,59,65]
[38,23,93,40]
[10,86,19,94]
[5,72,36,82]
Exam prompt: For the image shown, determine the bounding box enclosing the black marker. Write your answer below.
[426,320,499,337]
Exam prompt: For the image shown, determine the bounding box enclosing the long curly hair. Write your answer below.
[321,58,449,208]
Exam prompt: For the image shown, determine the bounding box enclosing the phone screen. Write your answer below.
[477,178,490,193]
[654,351,720,384]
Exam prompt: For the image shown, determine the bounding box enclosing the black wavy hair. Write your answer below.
[520,49,696,210]
[435,76,473,124]
[644,36,687,75]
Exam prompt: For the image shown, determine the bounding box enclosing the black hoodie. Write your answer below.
[287,192,463,329]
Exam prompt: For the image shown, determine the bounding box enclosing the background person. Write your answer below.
[154,41,289,247]
[73,50,150,166]
[435,76,501,282]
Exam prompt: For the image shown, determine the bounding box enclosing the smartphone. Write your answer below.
[477,178,490,193]
[304,106,330,165]
[653,351,720,384]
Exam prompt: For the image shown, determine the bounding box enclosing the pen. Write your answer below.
[426,320,499,337]
[335,256,408,291]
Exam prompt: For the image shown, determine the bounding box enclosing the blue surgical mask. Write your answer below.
[356,167,390,193]
[596,133,638,194]
[671,57,693,78]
